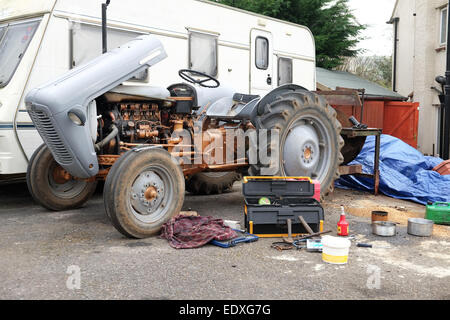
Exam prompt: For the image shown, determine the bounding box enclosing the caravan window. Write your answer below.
[72,23,147,81]
[255,37,269,70]
[189,31,218,77]
[278,57,293,85]
[0,19,41,88]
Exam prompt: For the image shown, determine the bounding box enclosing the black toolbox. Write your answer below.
[243,177,324,237]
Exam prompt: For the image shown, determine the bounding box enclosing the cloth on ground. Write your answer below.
[161,215,238,249]
[335,134,450,205]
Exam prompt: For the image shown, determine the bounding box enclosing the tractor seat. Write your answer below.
[233,93,260,104]
[207,95,261,121]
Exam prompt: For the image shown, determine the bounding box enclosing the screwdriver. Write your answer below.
[357,243,392,249]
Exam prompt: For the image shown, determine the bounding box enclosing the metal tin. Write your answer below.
[372,221,396,237]
[408,218,434,237]
[372,211,389,223]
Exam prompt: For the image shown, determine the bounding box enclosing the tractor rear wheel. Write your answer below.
[26,146,98,211]
[104,148,185,238]
[185,172,241,195]
[249,89,344,197]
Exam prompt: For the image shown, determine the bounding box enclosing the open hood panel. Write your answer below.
[25,35,167,178]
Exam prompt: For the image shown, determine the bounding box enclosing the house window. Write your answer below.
[440,7,448,46]
[255,36,269,70]
[278,57,293,85]
[188,31,218,77]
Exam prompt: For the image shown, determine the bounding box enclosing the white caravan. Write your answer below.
[0,0,316,180]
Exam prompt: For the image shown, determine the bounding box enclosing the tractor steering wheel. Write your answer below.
[178,69,220,88]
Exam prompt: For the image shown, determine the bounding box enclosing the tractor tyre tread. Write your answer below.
[185,172,241,195]
[249,90,344,198]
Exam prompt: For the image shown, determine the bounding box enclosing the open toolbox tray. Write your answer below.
[243,177,324,237]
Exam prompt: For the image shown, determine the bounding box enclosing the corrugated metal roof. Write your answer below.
[316,67,407,100]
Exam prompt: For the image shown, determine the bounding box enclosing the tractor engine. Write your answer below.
[96,98,194,153]
[114,102,162,143]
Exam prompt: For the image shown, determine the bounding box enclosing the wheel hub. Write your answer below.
[302,144,314,162]
[48,162,87,198]
[131,171,165,216]
[144,186,158,201]
[283,124,320,177]
[52,166,72,184]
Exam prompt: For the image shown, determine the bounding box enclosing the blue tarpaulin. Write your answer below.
[335,135,450,205]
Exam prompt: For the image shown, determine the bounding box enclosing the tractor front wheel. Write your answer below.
[26,145,98,211]
[103,148,185,238]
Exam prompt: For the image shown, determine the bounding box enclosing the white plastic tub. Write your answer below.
[322,236,351,265]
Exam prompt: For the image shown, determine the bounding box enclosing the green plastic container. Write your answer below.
[426,202,450,225]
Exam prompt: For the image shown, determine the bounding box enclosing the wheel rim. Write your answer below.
[282,115,332,182]
[47,162,88,199]
[128,165,174,223]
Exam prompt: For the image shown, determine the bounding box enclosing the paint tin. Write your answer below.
[372,211,388,223]
[321,235,351,265]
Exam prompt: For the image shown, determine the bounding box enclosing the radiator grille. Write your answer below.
[29,110,73,165]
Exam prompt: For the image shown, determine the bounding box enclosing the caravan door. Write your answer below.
[250,29,273,95]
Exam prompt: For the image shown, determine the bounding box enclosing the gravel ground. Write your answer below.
[0,181,449,300]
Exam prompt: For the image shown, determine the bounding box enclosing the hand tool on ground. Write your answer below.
[271,242,294,251]
[292,239,307,250]
[294,230,332,241]
[298,216,315,235]
[357,243,392,249]
[283,219,294,244]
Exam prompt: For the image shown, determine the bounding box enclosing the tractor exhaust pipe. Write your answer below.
[102,0,111,54]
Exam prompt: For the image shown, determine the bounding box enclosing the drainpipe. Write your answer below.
[387,17,400,92]
[444,2,450,160]
[102,0,111,54]
[435,76,446,156]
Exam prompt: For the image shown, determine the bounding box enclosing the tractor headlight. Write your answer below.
[68,109,86,126]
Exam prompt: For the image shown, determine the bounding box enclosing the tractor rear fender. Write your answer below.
[250,84,308,126]
[227,85,309,124]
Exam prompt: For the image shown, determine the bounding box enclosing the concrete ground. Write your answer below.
[0,181,449,300]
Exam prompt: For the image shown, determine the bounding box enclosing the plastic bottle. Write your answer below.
[337,206,349,236]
